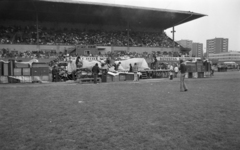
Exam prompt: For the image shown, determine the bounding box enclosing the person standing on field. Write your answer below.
[133,63,138,82]
[211,65,215,76]
[129,64,133,72]
[92,63,100,84]
[174,65,179,78]
[179,60,188,92]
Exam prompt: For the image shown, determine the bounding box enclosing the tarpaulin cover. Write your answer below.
[67,61,77,73]
[107,71,142,76]
[115,58,149,71]
[82,59,102,69]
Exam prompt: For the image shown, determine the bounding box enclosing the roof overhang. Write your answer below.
[0,0,206,30]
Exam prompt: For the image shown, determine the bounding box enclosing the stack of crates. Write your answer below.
[119,73,126,81]
[14,62,31,83]
[107,74,120,82]
[101,69,108,82]
[107,74,113,82]
[196,60,204,78]
[126,73,134,81]
[8,59,20,83]
[186,62,196,78]
[204,62,211,77]
[0,61,8,83]
[31,62,50,82]
[0,60,15,83]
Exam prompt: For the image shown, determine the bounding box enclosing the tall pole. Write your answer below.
[127,22,130,51]
[32,0,39,51]
[171,26,175,57]
[36,12,39,49]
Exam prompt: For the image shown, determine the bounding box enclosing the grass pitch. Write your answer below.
[0,72,240,150]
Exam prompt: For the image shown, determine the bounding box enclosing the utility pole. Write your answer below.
[171,26,175,57]
[32,0,39,51]
[36,13,39,45]
[36,12,39,51]
[127,22,130,51]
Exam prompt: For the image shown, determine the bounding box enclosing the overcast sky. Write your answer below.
[76,0,240,52]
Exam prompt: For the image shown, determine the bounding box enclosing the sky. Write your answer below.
[74,0,240,52]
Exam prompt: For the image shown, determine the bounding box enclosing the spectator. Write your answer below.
[179,60,188,92]
[174,65,179,78]
[129,64,133,72]
[0,25,180,48]
[133,63,138,82]
[113,62,121,71]
[92,63,100,84]
[76,56,81,68]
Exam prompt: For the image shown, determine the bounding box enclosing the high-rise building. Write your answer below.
[176,40,193,56]
[206,38,228,56]
[192,43,203,57]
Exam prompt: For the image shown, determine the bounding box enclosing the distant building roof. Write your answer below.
[209,51,240,55]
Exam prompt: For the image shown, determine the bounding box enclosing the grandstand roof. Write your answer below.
[0,0,206,30]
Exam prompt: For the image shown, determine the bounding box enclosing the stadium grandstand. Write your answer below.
[0,0,206,60]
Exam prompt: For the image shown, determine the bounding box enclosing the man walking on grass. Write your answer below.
[179,60,188,92]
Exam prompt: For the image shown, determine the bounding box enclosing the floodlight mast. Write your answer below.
[36,13,39,47]
[171,26,176,57]
[127,21,130,52]
[171,12,194,57]
[32,0,39,50]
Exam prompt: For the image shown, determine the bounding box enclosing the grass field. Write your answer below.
[0,72,240,150]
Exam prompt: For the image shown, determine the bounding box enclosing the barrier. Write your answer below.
[22,68,31,76]
[101,69,108,82]
[126,74,134,80]
[31,63,50,82]
[0,76,8,83]
[185,73,189,78]
[14,68,22,76]
[9,60,15,76]
[0,57,213,84]
[3,62,9,76]
[107,75,113,82]
[188,72,193,78]
[106,74,120,82]
[42,76,49,81]
[119,73,126,81]
[21,76,32,83]
[197,72,204,78]
[0,62,3,76]
[32,75,50,82]
[112,75,120,82]
[143,70,169,78]
[193,72,198,78]
[8,76,20,83]
[78,78,101,84]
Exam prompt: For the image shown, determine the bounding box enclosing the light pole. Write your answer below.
[127,22,130,52]
[36,13,39,46]
[171,26,176,57]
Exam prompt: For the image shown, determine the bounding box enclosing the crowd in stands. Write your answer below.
[0,25,183,69]
[0,48,59,59]
[0,25,179,48]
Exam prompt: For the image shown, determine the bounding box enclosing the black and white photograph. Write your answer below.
[0,0,239,149]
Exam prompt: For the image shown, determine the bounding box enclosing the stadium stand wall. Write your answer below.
[0,44,179,54]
